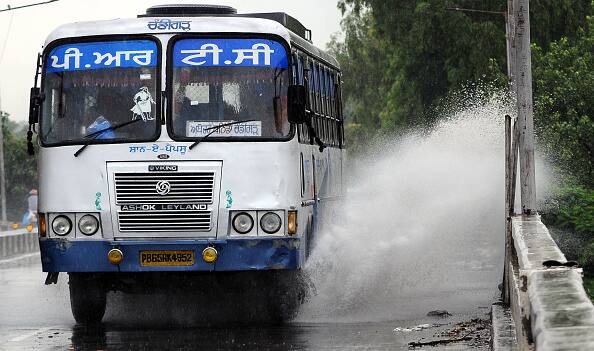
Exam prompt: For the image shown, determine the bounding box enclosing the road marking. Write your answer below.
[9,326,58,342]
[0,252,40,266]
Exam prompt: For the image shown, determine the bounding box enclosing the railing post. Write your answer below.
[504,115,512,304]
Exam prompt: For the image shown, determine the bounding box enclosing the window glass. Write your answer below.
[41,39,159,145]
[315,64,321,113]
[321,67,327,115]
[299,56,305,85]
[308,61,315,111]
[292,53,298,85]
[170,38,290,139]
[329,72,336,117]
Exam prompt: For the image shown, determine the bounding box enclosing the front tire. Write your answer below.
[266,270,310,323]
[69,273,107,324]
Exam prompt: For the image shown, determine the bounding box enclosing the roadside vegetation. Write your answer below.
[0,114,37,222]
[330,0,594,291]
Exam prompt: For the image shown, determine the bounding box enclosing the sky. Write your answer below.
[0,0,343,123]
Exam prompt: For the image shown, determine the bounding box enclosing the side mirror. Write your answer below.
[288,85,307,124]
[29,87,41,125]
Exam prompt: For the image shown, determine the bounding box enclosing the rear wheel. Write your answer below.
[68,273,107,324]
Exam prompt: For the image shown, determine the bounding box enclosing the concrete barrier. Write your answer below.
[0,229,39,258]
[504,215,594,350]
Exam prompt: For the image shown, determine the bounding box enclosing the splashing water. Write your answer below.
[298,94,513,323]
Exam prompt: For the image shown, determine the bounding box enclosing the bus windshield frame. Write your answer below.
[166,33,294,143]
[39,35,162,147]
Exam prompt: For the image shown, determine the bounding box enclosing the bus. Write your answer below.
[28,4,345,323]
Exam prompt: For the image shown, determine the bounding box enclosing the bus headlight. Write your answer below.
[78,215,99,236]
[52,215,72,236]
[260,212,282,234]
[232,212,254,234]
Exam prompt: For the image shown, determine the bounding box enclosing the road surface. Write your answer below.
[0,255,493,350]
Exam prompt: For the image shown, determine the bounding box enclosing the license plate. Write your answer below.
[140,250,195,266]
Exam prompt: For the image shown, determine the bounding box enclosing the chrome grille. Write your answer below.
[114,172,215,204]
[117,210,211,232]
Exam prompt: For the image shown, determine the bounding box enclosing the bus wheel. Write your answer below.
[267,270,309,323]
[68,273,106,324]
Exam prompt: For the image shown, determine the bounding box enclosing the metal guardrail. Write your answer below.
[0,229,39,258]
[504,215,594,350]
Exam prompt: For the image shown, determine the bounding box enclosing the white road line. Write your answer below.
[8,326,58,342]
[0,252,40,265]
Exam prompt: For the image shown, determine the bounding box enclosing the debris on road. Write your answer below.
[393,324,439,333]
[426,310,452,317]
[408,318,490,349]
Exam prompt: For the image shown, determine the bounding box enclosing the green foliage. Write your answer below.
[0,113,38,221]
[332,0,510,133]
[542,184,594,234]
[332,0,592,136]
[539,183,593,276]
[533,26,594,187]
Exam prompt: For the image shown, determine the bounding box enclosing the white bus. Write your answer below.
[29,4,344,323]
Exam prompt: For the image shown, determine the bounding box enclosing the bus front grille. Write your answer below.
[114,172,215,204]
[108,162,221,237]
[117,210,212,232]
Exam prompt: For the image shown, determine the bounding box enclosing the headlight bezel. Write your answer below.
[232,212,254,234]
[260,212,282,234]
[51,215,72,236]
[78,214,99,236]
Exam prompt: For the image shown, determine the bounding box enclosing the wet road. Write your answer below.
[0,255,493,350]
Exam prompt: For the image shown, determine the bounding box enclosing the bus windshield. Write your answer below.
[170,38,290,140]
[40,39,160,146]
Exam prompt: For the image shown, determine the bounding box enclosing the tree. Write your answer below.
[0,113,38,221]
[333,0,593,135]
[532,22,594,188]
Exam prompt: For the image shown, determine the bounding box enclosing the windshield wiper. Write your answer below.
[74,118,142,157]
[188,120,256,150]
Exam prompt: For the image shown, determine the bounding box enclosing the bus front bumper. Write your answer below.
[39,238,300,272]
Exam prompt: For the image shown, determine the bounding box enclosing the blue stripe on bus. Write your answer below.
[173,39,288,68]
[39,238,300,272]
[46,40,158,73]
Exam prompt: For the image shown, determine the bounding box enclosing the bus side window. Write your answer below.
[324,68,330,117]
[292,53,299,85]
[298,55,305,85]
[320,65,327,115]
[315,64,321,115]
[328,71,336,117]
[337,74,344,148]
[308,61,315,113]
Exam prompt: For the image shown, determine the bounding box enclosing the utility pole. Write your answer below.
[510,0,537,215]
[506,0,516,92]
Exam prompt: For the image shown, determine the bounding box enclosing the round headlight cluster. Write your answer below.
[232,212,254,234]
[51,215,72,236]
[78,215,99,236]
[260,212,282,234]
